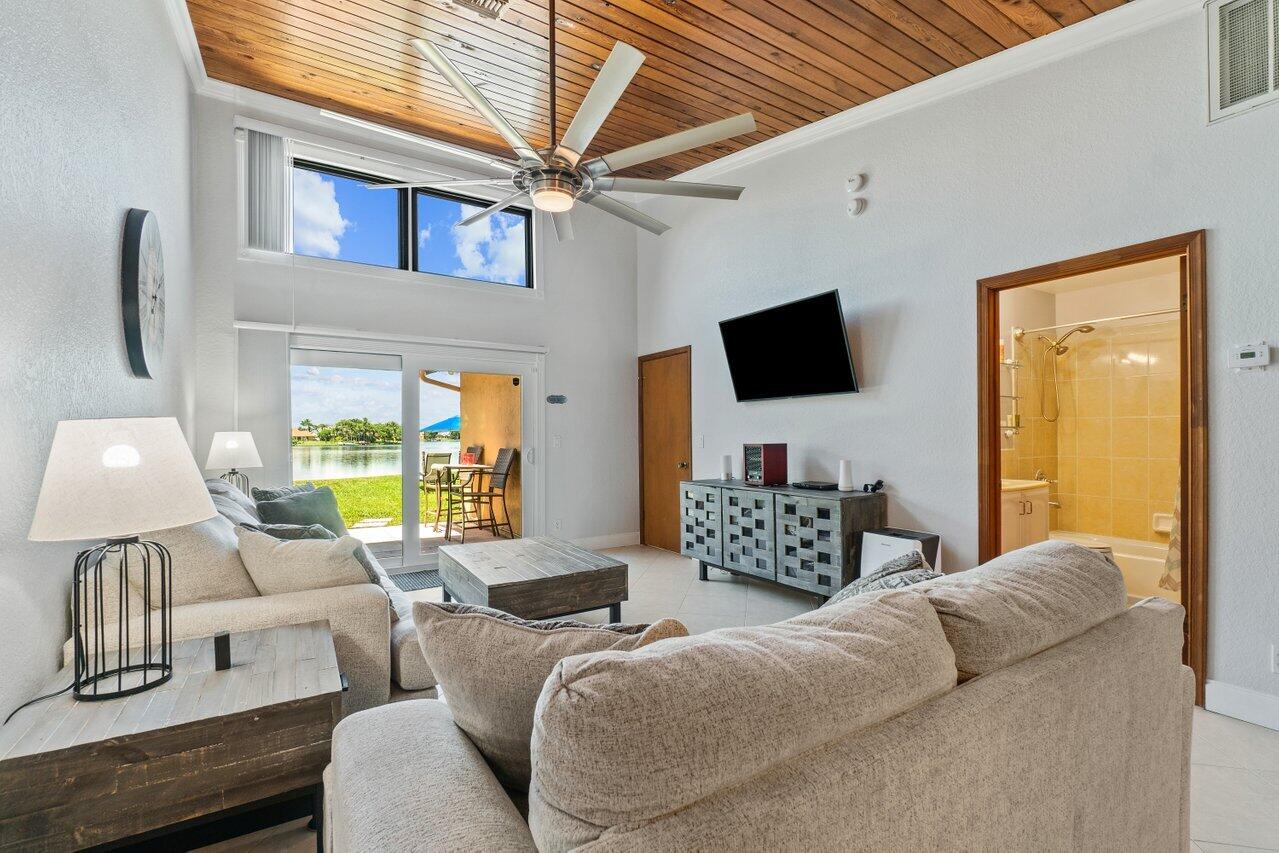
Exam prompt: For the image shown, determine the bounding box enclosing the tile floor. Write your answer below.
[204,545,1279,851]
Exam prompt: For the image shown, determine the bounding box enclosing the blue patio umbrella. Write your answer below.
[421,415,461,433]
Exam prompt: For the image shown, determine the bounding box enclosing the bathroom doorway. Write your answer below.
[977,232,1207,702]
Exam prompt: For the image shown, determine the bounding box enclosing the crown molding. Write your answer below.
[678,0,1202,181]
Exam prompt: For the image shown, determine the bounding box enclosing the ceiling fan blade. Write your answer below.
[553,42,645,168]
[411,39,544,168]
[583,112,756,177]
[551,211,574,242]
[583,193,669,236]
[593,177,744,200]
[458,191,528,228]
[364,179,514,190]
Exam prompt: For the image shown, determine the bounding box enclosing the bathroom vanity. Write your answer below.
[1000,479,1051,552]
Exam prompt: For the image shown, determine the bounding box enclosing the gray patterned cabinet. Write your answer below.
[680,479,887,598]
[679,481,723,564]
[721,487,776,580]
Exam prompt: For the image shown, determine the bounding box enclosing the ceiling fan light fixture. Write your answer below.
[531,186,575,212]
[528,174,577,212]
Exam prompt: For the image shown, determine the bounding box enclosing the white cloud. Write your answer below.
[418,224,432,247]
[451,213,526,285]
[292,170,349,258]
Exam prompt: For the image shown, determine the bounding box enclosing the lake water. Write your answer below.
[292,442,460,480]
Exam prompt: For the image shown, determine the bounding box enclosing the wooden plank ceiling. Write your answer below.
[187,0,1125,179]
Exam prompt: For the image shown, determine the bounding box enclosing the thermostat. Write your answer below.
[1229,341,1270,370]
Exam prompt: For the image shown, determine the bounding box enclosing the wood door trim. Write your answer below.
[639,346,693,550]
[977,230,1208,704]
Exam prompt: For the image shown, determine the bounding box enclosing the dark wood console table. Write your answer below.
[680,479,887,599]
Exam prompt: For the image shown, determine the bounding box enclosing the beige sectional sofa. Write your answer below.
[61,480,438,714]
[325,541,1193,851]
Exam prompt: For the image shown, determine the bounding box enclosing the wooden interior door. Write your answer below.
[639,347,692,552]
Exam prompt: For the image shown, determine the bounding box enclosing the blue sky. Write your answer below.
[290,366,459,431]
[292,167,527,286]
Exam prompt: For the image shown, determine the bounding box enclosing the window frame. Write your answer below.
[289,158,535,290]
[410,186,534,290]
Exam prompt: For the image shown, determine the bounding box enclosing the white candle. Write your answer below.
[838,460,854,491]
[721,454,733,480]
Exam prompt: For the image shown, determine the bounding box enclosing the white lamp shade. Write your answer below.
[205,431,263,470]
[29,417,216,542]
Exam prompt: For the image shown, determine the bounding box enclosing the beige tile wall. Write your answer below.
[1051,318,1180,541]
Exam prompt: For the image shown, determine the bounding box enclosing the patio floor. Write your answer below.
[352,521,506,568]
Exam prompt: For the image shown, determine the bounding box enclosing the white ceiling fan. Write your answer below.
[369,36,755,241]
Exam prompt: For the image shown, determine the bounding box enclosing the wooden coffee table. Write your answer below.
[0,622,342,850]
[438,537,628,622]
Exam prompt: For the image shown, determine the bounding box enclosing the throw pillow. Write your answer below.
[205,478,256,513]
[353,543,412,622]
[255,486,349,536]
[413,600,688,792]
[127,513,261,606]
[822,551,941,609]
[241,521,337,541]
[235,527,371,597]
[251,483,316,502]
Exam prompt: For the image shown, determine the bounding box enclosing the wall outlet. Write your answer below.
[552,519,562,532]
[1271,643,1279,674]
[697,434,705,448]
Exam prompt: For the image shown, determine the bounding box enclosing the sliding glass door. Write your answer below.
[289,348,407,567]
[290,339,540,570]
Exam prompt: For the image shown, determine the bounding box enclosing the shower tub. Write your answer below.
[1049,530,1178,605]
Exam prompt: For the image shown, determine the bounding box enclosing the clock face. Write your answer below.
[122,209,165,378]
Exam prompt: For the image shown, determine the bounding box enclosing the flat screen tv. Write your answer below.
[719,290,858,402]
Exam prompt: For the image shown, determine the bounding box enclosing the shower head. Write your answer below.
[1047,324,1096,354]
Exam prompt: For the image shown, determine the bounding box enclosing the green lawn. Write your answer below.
[308,475,446,528]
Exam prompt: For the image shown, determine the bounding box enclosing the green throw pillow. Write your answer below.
[241,522,336,541]
[251,483,316,502]
[255,486,349,537]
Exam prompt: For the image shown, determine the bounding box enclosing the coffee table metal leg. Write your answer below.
[608,603,621,623]
[310,782,323,852]
[442,586,451,603]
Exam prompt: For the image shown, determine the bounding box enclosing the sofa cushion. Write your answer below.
[916,539,1126,679]
[355,545,412,622]
[822,551,941,608]
[390,618,436,691]
[251,483,316,502]
[413,601,687,792]
[210,493,260,528]
[255,486,348,536]
[235,527,371,597]
[330,700,535,852]
[528,590,956,838]
[204,478,258,515]
[130,513,261,606]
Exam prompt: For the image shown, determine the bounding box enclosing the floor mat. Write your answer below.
[388,568,442,592]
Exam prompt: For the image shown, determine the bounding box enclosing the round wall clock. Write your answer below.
[121,208,165,379]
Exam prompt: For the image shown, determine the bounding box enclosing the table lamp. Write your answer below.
[205,431,262,493]
[29,418,215,701]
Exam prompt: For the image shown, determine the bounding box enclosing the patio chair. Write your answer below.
[420,451,454,531]
[456,447,518,542]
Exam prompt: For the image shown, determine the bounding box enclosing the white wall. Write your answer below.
[0,2,196,719]
[637,12,1279,706]
[193,97,639,545]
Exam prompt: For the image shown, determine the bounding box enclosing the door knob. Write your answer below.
[677,461,689,469]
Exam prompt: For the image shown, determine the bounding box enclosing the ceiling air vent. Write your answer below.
[439,0,509,20]
[1209,0,1279,120]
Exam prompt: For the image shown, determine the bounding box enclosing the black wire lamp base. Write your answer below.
[72,537,172,701]
[219,468,250,493]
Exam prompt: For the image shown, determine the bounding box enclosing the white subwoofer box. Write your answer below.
[860,528,942,575]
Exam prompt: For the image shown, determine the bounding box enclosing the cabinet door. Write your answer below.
[721,489,776,580]
[1025,487,1050,545]
[775,496,844,596]
[1000,492,1024,553]
[679,483,722,563]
